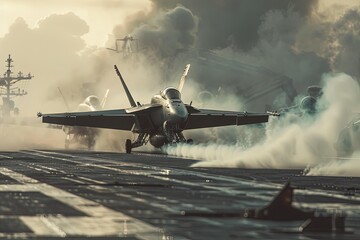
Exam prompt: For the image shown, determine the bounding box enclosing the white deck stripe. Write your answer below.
[21,150,360,219]
[24,150,276,203]
[0,167,185,239]
[32,150,360,203]
[0,154,13,159]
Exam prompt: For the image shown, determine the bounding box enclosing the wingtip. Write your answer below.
[267,111,280,117]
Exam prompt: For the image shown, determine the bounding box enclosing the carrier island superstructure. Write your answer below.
[0,54,33,117]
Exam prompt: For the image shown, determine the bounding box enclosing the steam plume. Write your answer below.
[164,73,360,177]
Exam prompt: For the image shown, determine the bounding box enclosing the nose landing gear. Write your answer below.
[124,129,193,154]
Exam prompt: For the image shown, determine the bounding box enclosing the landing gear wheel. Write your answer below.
[186,139,193,145]
[125,139,132,154]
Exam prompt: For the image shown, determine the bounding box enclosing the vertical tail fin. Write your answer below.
[101,89,110,108]
[57,87,70,111]
[178,64,190,93]
[114,65,137,107]
[255,182,314,220]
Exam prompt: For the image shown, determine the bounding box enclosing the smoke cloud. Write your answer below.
[305,154,360,177]
[147,0,317,50]
[0,11,167,151]
[108,0,342,111]
[111,0,360,97]
[131,6,197,59]
[164,73,360,177]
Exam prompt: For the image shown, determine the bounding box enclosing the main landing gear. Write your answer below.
[65,139,70,149]
[87,138,96,151]
[124,131,193,154]
[65,134,96,151]
[125,133,148,154]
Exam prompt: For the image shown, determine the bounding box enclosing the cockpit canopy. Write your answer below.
[160,87,181,100]
[84,96,101,109]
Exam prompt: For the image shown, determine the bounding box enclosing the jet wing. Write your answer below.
[183,108,270,130]
[40,109,135,131]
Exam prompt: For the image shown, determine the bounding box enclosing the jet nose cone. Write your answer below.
[168,103,188,124]
[177,108,188,119]
[170,111,188,124]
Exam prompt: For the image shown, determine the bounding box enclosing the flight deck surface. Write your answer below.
[0,150,359,239]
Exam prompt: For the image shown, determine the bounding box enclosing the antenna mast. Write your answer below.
[0,54,33,116]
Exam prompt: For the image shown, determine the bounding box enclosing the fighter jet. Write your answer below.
[59,89,109,149]
[38,64,276,153]
[276,85,323,115]
[106,35,139,56]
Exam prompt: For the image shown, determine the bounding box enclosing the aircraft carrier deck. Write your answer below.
[0,149,359,239]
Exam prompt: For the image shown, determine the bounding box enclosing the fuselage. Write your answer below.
[150,87,188,127]
[148,87,188,147]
